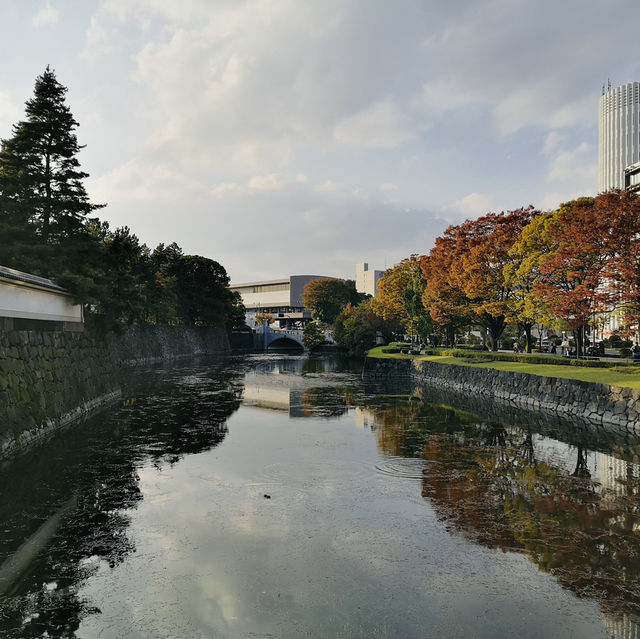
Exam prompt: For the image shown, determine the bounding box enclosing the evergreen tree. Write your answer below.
[0,66,103,275]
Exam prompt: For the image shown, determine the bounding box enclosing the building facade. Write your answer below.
[356,263,383,297]
[0,265,83,330]
[599,81,640,192]
[230,275,327,329]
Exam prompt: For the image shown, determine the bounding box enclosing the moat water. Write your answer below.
[1,354,640,638]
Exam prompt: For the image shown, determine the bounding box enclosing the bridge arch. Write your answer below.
[267,336,304,353]
[260,328,305,352]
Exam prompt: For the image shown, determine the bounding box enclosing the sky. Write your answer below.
[1,0,639,284]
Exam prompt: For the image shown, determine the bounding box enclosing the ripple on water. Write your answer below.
[374,457,437,481]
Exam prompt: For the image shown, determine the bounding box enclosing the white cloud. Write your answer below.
[19,0,637,281]
[90,166,446,281]
[0,92,20,133]
[248,174,286,190]
[32,1,59,28]
[333,99,415,149]
[541,131,564,157]
[546,142,596,185]
[446,192,495,218]
[89,159,207,203]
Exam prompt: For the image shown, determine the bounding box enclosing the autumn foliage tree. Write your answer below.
[373,255,434,341]
[423,209,538,350]
[524,198,616,355]
[503,211,552,352]
[421,230,471,347]
[599,190,640,332]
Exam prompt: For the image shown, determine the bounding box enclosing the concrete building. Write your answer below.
[356,263,383,297]
[599,81,640,192]
[230,275,327,329]
[0,265,83,330]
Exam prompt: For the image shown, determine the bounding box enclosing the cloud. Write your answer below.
[248,174,286,190]
[446,193,495,218]
[66,0,638,281]
[333,99,415,149]
[91,165,446,281]
[89,160,207,203]
[0,92,20,133]
[541,131,564,157]
[32,1,59,28]
[547,142,595,182]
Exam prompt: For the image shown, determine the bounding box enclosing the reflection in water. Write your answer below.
[360,394,640,634]
[243,355,359,418]
[2,355,640,637]
[0,359,243,637]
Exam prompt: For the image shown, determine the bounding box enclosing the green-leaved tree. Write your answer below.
[0,66,103,277]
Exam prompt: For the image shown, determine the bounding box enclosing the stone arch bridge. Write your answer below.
[257,327,333,352]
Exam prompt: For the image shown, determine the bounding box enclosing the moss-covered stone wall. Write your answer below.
[0,326,229,457]
[363,356,640,435]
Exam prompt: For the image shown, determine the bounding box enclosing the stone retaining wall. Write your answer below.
[0,326,229,457]
[363,357,640,435]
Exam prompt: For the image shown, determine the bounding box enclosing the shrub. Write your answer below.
[501,337,514,350]
[620,348,632,359]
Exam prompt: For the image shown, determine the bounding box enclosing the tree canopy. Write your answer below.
[0,68,244,335]
[0,66,104,276]
[302,277,354,325]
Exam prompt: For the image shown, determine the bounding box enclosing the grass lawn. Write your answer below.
[367,347,640,389]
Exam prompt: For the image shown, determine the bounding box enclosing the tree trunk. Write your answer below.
[519,323,534,353]
[484,315,506,352]
[573,327,585,357]
[446,324,455,347]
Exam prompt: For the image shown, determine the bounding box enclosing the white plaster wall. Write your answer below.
[0,280,82,322]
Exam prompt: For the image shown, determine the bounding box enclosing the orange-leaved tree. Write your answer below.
[530,197,616,356]
[599,190,640,334]
[423,209,538,350]
[421,231,470,347]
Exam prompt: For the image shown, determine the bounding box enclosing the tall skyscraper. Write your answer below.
[599,81,640,192]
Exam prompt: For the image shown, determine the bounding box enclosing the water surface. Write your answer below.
[1,354,639,638]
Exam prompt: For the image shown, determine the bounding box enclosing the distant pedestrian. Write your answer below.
[561,337,569,356]
[551,343,557,354]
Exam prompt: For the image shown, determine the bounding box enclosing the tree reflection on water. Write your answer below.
[362,393,640,621]
[0,361,243,638]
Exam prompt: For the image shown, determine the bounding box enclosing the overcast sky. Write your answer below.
[1,1,638,283]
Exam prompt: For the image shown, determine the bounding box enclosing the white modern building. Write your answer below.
[230,275,328,329]
[356,263,383,297]
[0,265,83,330]
[599,81,640,192]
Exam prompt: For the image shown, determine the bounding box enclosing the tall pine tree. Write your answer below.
[0,66,103,276]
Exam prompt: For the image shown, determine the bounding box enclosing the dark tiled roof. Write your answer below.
[0,265,68,293]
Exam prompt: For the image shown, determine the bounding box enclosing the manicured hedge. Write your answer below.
[429,348,632,369]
